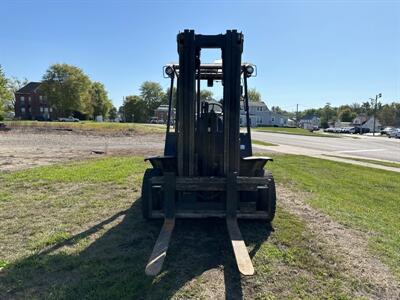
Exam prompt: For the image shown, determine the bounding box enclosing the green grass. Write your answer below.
[252,140,278,147]
[323,154,400,169]
[254,126,340,138]
[0,156,376,299]
[4,120,165,134]
[268,154,400,279]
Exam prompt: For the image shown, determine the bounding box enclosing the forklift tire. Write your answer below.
[257,171,276,222]
[141,168,162,220]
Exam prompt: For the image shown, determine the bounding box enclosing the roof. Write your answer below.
[301,115,319,120]
[15,82,42,94]
[248,101,267,107]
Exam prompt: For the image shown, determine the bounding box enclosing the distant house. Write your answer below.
[299,115,320,130]
[240,101,288,127]
[352,114,382,133]
[14,82,54,120]
[287,118,296,127]
[154,104,175,123]
[352,113,368,127]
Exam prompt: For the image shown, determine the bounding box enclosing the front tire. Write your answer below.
[141,168,162,220]
[257,171,277,222]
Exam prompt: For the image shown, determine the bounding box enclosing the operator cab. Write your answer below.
[155,62,264,176]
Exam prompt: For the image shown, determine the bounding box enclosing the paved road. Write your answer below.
[252,131,400,163]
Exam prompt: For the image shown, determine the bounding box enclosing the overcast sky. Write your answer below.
[1,0,399,111]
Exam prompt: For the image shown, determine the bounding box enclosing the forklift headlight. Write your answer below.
[246,65,254,76]
[165,66,174,77]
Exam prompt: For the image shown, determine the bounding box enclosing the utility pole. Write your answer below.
[296,104,299,127]
[371,93,382,136]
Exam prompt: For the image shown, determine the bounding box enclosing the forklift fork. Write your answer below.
[145,172,175,276]
[226,172,255,275]
[145,172,255,276]
[145,218,175,276]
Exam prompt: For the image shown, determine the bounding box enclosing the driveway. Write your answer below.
[252,131,400,163]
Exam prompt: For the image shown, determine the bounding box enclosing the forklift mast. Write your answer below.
[176,29,242,177]
[164,30,255,176]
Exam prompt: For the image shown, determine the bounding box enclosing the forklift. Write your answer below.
[142,30,276,276]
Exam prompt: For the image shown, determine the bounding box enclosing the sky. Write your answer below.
[1,0,399,112]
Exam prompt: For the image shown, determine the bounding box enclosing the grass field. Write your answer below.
[254,127,340,138]
[323,154,400,169]
[4,120,166,134]
[2,156,393,298]
[268,155,400,279]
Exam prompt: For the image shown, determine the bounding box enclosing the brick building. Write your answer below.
[154,104,175,123]
[14,82,54,120]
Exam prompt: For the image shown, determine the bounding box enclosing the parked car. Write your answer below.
[354,127,370,134]
[388,128,400,139]
[35,116,51,121]
[381,127,395,136]
[149,117,164,124]
[58,116,79,122]
[333,127,342,133]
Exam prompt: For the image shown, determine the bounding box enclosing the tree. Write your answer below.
[108,106,117,120]
[200,90,214,101]
[5,76,28,112]
[361,101,373,116]
[320,102,337,128]
[122,95,146,122]
[338,106,356,122]
[0,65,12,120]
[163,86,177,107]
[89,82,112,119]
[248,88,261,102]
[377,102,400,127]
[139,81,165,117]
[40,64,91,117]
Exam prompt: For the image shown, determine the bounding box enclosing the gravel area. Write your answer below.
[0,129,164,172]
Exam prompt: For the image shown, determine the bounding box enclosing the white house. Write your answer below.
[352,114,382,132]
[239,101,288,127]
[299,115,321,130]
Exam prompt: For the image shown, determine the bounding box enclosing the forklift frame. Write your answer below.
[143,30,276,276]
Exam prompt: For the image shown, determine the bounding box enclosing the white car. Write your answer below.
[388,128,400,139]
[58,116,80,122]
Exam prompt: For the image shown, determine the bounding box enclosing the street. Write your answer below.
[252,131,400,163]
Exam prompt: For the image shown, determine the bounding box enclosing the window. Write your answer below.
[20,96,25,104]
[272,117,275,122]
[40,107,44,113]
[21,107,25,113]
[28,97,31,104]
[49,108,53,112]
[39,96,43,102]
[44,107,49,112]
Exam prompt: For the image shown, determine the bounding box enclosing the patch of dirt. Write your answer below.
[0,131,164,172]
[276,184,400,300]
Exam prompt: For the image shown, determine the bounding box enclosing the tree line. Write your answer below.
[2,63,398,126]
[120,86,262,122]
[271,101,400,128]
[0,64,115,121]
[120,84,228,122]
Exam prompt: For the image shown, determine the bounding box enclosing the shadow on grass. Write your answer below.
[0,199,272,299]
